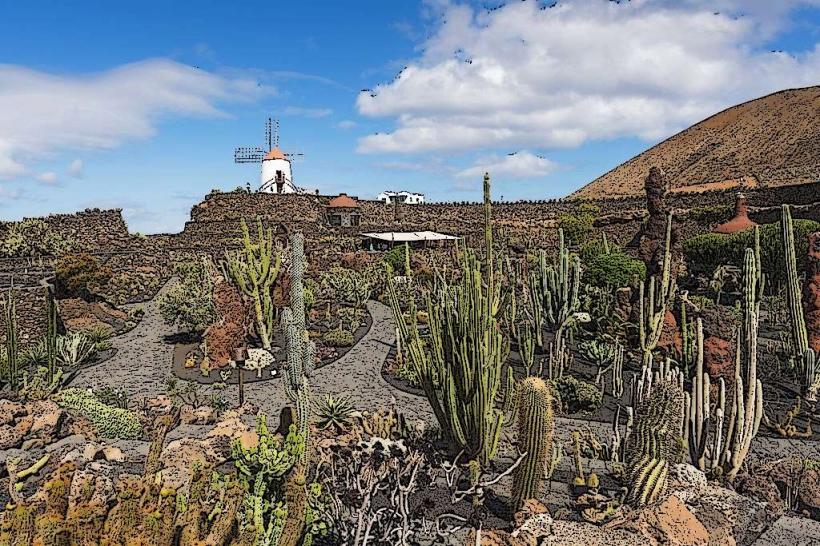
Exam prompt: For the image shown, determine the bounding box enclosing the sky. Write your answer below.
[0,0,818,234]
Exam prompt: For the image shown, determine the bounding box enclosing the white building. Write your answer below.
[259,148,298,194]
[377,190,425,205]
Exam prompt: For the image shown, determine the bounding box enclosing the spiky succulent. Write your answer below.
[314,394,356,432]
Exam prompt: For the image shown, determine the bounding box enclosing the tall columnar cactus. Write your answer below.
[387,175,506,467]
[719,248,764,480]
[516,323,536,377]
[223,217,282,350]
[528,229,581,347]
[686,318,708,470]
[626,380,684,505]
[4,287,19,390]
[783,205,809,359]
[282,232,314,458]
[638,214,675,368]
[46,284,58,385]
[512,377,554,511]
[782,205,816,393]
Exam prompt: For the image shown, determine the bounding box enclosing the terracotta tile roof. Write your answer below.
[328,193,359,208]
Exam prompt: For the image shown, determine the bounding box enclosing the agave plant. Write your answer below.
[314,394,356,432]
[56,332,98,367]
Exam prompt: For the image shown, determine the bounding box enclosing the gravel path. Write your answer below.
[70,282,433,422]
[69,279,180,399]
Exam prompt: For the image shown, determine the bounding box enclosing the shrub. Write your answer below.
[56,388,142,439]
[551,375,602,414]
[560,203,599,246]
[55,253,111,298]
[584,251,646,288]
[0,219,75,258]
[56,332,98,367]
[383,245,409,273]
[158,260,217,333]
[683,219,820,290]
[323,328,354,347]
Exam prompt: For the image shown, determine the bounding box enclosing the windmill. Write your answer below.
[234,117,304,194]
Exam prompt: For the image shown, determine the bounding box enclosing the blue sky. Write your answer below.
[0,0,818,233]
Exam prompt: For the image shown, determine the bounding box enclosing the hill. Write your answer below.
[571,87,820,200]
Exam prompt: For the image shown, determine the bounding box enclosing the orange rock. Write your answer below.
[606,495,710,546]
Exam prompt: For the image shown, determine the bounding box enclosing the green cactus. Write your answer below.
[222,217,282,350]
[719,247,764,480]
[512,377,554,511]
[387,174,506,467]
[626,380,684,505]
[516,322,536,377]
[637,214,675,368]
[4,287,19,390]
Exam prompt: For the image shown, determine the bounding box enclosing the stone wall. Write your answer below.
[0,286,47,349]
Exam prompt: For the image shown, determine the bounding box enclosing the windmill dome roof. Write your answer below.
[264,148,287,161]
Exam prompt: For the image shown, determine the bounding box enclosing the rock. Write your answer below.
[68,463,116,511]
[0,399,25,426]
[145,395,173,415]
[688,483,771,546]
[0,414,33,450]
[704,335,734,389]
[753,515,820,546]
[45,434,88,453]
[21,438,45,450]
[546,521,644,545]
[668,464,707,503]
[101,445,124,463]
[29,400,67,442]
[159,438,218,491]
[83,443,102,462]
[770,458,820,516]
[804,232,820,353]
[606,494,709,546]
[657,309,682,356]
[180,404,217,425]
[734,473,785,518]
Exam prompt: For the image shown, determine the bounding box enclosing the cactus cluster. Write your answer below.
[222,217,282,350]
[637,214,675,368]
[512,377,554,511]
[387,174,506,467]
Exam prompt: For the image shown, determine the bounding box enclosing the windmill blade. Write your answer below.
[234,147,266,163]
[285,152,304,160]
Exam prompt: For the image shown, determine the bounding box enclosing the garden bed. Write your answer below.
[170,308,372,384]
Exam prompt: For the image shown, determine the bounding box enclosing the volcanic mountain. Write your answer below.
[571,86,820,200]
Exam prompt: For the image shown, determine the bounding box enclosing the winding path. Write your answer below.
[70,279,179,399]
[71,281,432,422]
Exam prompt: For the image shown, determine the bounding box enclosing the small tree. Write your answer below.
[158,259,217,334]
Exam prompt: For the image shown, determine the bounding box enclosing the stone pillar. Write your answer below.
[805,232,820,352]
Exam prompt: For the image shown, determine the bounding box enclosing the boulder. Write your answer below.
[687,483,771,546]
[668,464,707,503]
[68,462,116,512]
[606,495,709,546]
[29,400,67,442]
[770,458,820,516]
[180,405,217,425]
[0,414,33,450]
[0,399,25,426]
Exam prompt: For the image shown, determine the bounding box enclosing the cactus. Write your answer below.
[611,342,625,398]
[387,175,506,466]
[626,380,684,506]
[4,287,19,390]
[528,229,581,348]
[516,323,536,377]
[719,248,764,480]
[282,232,314,460]
[571,430,586,486]
[637,214,675,368]
[512,377,555,511]
[222,217,282,350]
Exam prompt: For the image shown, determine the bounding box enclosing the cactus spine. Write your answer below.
[223,217,282,350]
[720,247,764,479]
[387,174,505,466]
[512,377,554,511]
[626,380,684,505]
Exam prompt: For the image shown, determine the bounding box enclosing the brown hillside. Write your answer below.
[571,87,820,199]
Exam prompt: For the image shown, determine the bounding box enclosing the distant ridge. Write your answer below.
[571,86,820,200]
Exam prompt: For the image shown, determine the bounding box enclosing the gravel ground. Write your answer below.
[69,279,433,422]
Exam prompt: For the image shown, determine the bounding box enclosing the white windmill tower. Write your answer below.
[234,118,304,194]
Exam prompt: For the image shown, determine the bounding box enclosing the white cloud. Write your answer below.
[67,158,84,178]
[0,58,269,178]
[456,150,558,179]
[283,106,333,118]
[37,171,58,184]
[337,120,357,129]
[357,0,820,154]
